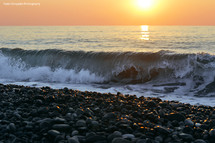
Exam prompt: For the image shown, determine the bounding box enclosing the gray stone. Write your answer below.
[147,101,157,108]
[71,130,79,136]
[91,121,99,127]
[209,129,215,137]
[136,139,146,143]
[76,108,84,115]
[167,113,186,122]
[155,136,163,142]
[76,120,86,127]
[52,124,70,131]
[184,119,194,127]
[112,137,131,143]
[194,139,207,143]
[54,117,66,123]
[68,137,80,143]
[108,131,122,142]
[86,135,106,143]
[155,125,170,135]
[103,112,115,120]
[179,133,194,141]
[9,123,16,131]
[122,134,135,139]
[48,130,61,137]
[195,123,201,127]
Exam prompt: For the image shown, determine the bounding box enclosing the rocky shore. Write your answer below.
[0,84,215,143]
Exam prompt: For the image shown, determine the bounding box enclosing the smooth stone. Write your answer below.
[76,108,84,115]
[136,139,146,143]
[54,135,64,143]
[76,120,86,127]
[48,130,61,137]
[155,125,170,135]
[39,118,53,129]
[108,131,122,142]
[103,112,115,120]
[167,113,186,122]
[194,139,207,143]
[195,123,201,127]
[54,117,66,123]
[86,132,96,138]
[112,137,132,143]
[122,134,135,139]
[52,124,70,131]
[147,101,157,108]
[91,121,99,127]
[68,137,80,143]
[9,123,16,131]
[209,129,215,137]
[71,130,79,136]
[179,133,194,141]
[155,136,163,142]
[184,119,194,127]
[86,135,106,143]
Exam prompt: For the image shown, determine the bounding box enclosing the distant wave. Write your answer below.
[1,48,215,96]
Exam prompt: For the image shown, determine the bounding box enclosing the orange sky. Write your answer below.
[0,0,215,25]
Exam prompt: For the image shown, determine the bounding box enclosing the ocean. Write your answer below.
[0,26,215,106]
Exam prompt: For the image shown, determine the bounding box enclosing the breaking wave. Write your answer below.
[1,48,215,96]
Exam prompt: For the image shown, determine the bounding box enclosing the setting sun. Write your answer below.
[137,0,154,9]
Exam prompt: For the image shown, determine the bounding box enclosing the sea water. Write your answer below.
[0,26,215,106]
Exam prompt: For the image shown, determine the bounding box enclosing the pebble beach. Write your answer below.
[0,84,215,143]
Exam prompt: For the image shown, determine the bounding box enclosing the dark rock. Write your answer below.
[107,131,122,142]
[167,113,186,122]
[112,137,132,143]
[53,117,66,124]
[122,134,135,139]
[209,129,215,138]
[179,133,194,141]
[86,135,106,143]
[194,139,207,143]
[136,139,147,143]
[147,101,157,108]
[52,124,70,131]
[155,125,170,135]
[54,135,64,143]
[76,120,86,127]
[68,137,80,143]
[8,123,16,131]
[103,112,116,120]
[91,121,99,127]
[155,136,163,142]
[48,130,61,137]
[184,119,194,127]
[71,130,79,136]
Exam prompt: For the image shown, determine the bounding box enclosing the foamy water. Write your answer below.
[0,26,215,106]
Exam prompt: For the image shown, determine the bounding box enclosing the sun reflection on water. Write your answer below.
[140,25,149,40]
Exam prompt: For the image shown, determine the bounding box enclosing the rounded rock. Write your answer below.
[112,137,132,143]
[167,113,186,122]
[52,124,70,131]
[184,119,194,127]
[122,134,135,139]
[108,131,122,142]
[179,133,194,141]
[194,139,207,143]
[76,120,86,127]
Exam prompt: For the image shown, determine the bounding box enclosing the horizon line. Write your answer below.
[0,24,215,26]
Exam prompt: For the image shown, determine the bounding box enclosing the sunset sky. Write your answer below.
[0,0,215,25]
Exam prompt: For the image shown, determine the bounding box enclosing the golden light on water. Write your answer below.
[140,25,149,40]
[141,25,149,31]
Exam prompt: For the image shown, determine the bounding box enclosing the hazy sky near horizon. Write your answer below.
[0,0,215,25]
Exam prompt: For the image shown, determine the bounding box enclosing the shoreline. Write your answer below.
[0,83,215,143]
